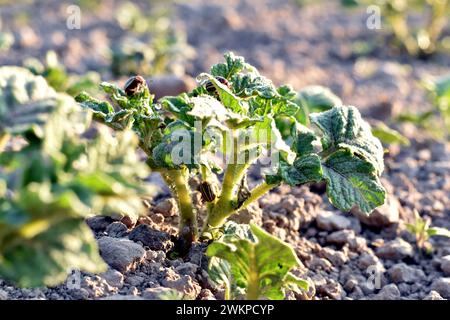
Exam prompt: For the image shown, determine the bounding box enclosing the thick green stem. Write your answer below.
[238,182,277,212]
[164,169,197,244]
[246,251,260,300]
[204,181,277,232]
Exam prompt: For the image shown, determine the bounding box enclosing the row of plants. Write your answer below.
[342,0,450,57]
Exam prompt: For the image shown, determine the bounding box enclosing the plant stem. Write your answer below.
[165,168,197,245]
[0,133,10,152]
[238,182,277,212]
[203,181,277,232]
[246,250,260,300]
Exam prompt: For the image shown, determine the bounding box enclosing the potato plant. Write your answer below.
[397,74,450,139]
[77,52,386,252]
[406,210,450,253]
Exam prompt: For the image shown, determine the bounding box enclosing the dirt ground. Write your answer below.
[0,0,449,300]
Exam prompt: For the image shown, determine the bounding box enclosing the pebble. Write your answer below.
[430,278,450,299]
[316,211,352,231]
[388,263,425,284]
[86,216,114,232]
[128,224,173,252]
[320,247,348,266]
[440,255,450,276]
[153,198,178,217]
[376,238,414,260]
[423,290,444,300]
[101,269,124,289]
[351,195,400,227]
[326,230,356,245]
[0,289,8,300]
[98,237,146,273]
[372,284,400,300]
[105,222,128,238]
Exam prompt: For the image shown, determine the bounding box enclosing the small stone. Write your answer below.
[128,286,139,296]
[125,276,145,287]
[320,247,348,266]
[105,222,128,238]
[229,202,263,225]
[358,252,383,270]
[142,287,177,300]
[120,215,137,228]
[101,269,124,289]
[150,213,165,225]
[431,278,450,299]
[423,290,444,300]
[98,237,146,273]
[86,216,114,232]
[175,262,198,277]
[102,294,143,300]
[199,289,216,300]
[69,288,90,300]
[81,276,117,298]
[349,286,364,299]
[154,198,178,217]
[440,255,450,276]
[161,275,202,299]
[372,284,401,300]
[308,257,332,270]
[0,289,8,300]
[351,194,400,227]
[318,280,344,300]
[376,238,414,260]
[326,230,356,245]
[316,211,351,231]
[397,283,410,295]
[388,263,425,284]
[128,224,173,252]
[344,279,358,292]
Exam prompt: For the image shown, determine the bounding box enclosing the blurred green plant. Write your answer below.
[111,1,195,77]
[24,51,101,97]
[0,16,14,52]
[0,67,153,287]
[342,0,450,57]
[397,74,450,139]
[406,209,450,253]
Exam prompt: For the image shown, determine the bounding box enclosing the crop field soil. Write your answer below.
[0,0,449,303]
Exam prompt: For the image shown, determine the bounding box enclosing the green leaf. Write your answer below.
[160,94,195,124]
[297,85,342,113]
[211,52,254,80]
[279,154,323,186]
[292,123,318,155]
[310,105,384,174]
[199,73,248,115]
[432,74,450,98]
[232,73,278,99]
[427,227,450,238]
[371,122,409,146]
[188,95,239,123]
[0,218,106,287]
[251,116,296,164]
[75,91,114,122]
[322,150,385,214]
[206,222,308,300]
